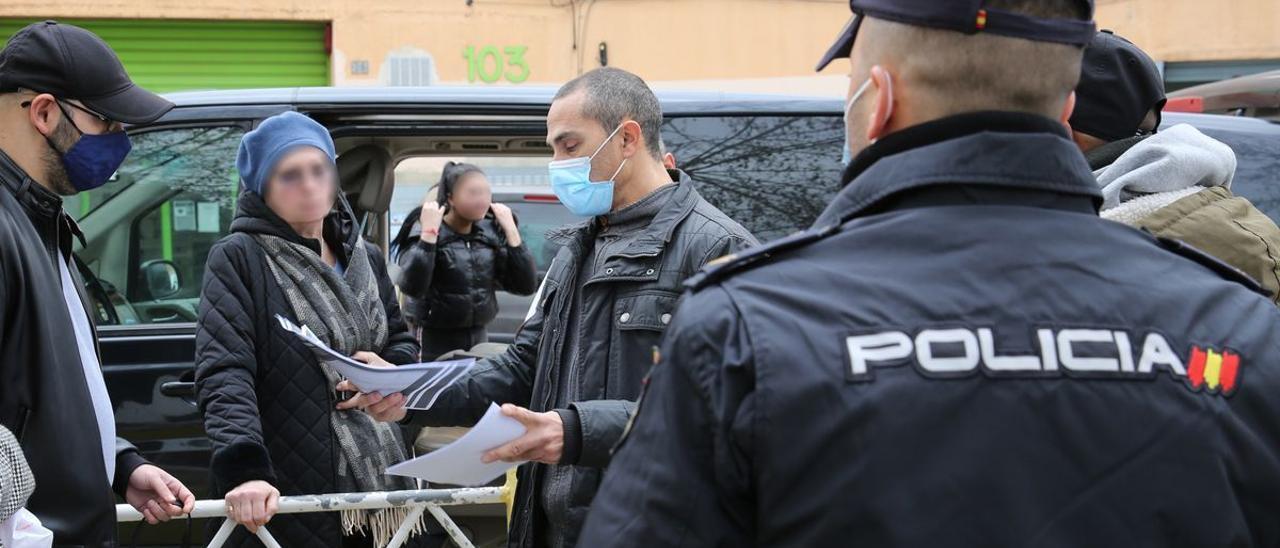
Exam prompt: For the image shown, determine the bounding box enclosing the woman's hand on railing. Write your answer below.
[224,480,279,533]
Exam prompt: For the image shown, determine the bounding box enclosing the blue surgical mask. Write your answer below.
[47,103,132,192]
[548,124,627,217]
[842,76,874,167]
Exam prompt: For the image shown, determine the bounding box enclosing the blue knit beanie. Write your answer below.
[236,111,336,196]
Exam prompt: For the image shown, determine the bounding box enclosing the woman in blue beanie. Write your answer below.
[193,112,436,547]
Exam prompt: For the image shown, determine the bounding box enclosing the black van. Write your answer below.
[79,86,1280,545]
[81,86,846,545]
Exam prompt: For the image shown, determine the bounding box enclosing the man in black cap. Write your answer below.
[1072,31,1280,305]
[581,0,1280,546]
[0,21,196,545]
[1069,30,1167,154]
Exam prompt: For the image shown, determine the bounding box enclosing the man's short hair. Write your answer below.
[553,67,664,159]
[858,0,1090,119]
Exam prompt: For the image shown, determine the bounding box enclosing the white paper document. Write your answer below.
[276,315,475,410]
[386,403,527,486]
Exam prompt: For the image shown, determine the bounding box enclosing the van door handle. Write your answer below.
[160,381,196,398]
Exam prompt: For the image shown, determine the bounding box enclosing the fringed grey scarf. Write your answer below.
[253,233,427,545]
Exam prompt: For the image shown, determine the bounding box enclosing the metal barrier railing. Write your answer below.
[116,486,506,548]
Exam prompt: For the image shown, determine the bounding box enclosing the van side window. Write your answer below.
[661,115,844,242]
[67,125,246,325]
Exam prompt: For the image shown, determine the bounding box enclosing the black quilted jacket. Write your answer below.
[194,192,419,547]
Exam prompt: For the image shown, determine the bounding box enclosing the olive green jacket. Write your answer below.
[1136,185,1280,305]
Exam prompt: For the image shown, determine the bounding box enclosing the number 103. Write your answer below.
[464,45,531,84]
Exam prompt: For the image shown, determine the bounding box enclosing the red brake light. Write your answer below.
[1164,96,1204,113]
[523,194,560,203]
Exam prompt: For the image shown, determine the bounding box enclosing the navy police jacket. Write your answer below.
[578,112,1280,547]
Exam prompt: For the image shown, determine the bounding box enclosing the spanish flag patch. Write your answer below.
[1186,346,1241,396]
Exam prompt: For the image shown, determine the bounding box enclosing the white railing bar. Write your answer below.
[385,506,427,548]
[117,487,503,548]
[116,487,503,521]
[425,504,475,548]
[254,525,283,548]
[206,519,236,547]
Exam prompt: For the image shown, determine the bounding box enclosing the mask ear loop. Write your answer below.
[588,122,629,184]
[606,157,627,182]
[23,99,77,155]
[589,123,627,160]
[872,69,894,145]
[845,77,874,121]
[842,75,875,150]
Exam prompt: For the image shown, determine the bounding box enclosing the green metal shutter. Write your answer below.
[0,19,329,92]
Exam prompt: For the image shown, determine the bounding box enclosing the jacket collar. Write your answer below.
[1085,134,1149,171]
[0,148,60,217]
[0,147,85,257]
[439,216,500,247]
[548,169,698,258]
[601,180,677,236]
[230,190,361,263]
[816,111,1102,228]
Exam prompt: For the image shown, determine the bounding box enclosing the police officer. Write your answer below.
[579,0,1280,546]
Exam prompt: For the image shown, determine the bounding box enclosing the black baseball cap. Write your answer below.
[0,21,174,124]
[1070,30,1166,142]
[816,0,1097,71]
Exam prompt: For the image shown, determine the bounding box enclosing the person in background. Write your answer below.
[1070,30,1280,303]
[195,112,433,547]
[343,67,758,548]
[391,161,538,359]
[0,21,196,545]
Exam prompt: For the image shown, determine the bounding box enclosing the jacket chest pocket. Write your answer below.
[605,290,679,399]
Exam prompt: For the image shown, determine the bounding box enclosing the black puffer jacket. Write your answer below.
[194,192,419,548]
[395,215,538,329]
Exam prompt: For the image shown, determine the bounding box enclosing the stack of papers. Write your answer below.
[276,315,476,410]
[386,403,528,486]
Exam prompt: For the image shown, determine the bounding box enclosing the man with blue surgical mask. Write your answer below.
[351,66,757,548]
[0,21,196,545]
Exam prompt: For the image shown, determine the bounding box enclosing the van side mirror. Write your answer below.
[139,260,182,300]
